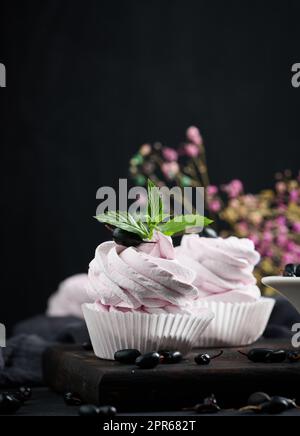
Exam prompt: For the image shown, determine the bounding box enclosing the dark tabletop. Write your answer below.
[1,387,300,416]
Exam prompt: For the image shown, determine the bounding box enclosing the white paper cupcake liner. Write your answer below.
[82,303,214,360]
[194,297,275,348]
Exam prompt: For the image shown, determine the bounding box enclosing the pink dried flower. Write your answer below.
[207,185,218,196]
[277,234,288,248]
[184,143,200,158]
[222,179,244,198]
[186,126,203,146]
[263,231,273,243]
[276,182,286,194]
[293,222,300,233]
[161,162,180,180]
[282,253,298,266]
[140,144,152,156]
[162,147,178,162]
[249,234,260,246]
[276,216,286,227]
[290,189,299,202]
[208,199,222,213]
[236,221,249,236]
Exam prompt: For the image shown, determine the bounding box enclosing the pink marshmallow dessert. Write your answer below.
[83,232,214,360]
[175,235,275,347]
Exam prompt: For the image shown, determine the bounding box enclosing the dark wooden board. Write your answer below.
[43,340,300,412]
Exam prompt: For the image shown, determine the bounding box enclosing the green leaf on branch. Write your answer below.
[147,179,163,226]
[95,211,149,239]
[157,214,214,237]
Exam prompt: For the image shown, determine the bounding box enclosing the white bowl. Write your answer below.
[262,276,300,313]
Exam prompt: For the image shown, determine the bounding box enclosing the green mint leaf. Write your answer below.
[95,211,149,239]
[147,179,163,225]
[158,214,213,237]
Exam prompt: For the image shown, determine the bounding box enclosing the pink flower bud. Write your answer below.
[184,143,200,158]
[140,144,152,156]
[162,147,178,162]
[263,231,273,243]
[222,179,244,198]
[161,162,180,180]
[208,199,221,213]
[293,222,300,233]
[207,185,218,196]
[276,182,286,194]
[186,126,203,146]
[290,190,299,202]
[249,233,260,246]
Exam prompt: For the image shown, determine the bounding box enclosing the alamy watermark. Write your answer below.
[96,179,205,225]
[291,323,300,348]
[0,63,6,88]
[291,63,300,88]
[0,323,6,347]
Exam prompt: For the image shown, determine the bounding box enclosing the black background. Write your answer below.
[1,0,299,330]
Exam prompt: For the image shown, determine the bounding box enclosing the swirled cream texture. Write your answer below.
[87,232,199,314]
[175,235,261,302]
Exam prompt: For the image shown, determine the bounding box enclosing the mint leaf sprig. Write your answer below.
[95,179,213,240]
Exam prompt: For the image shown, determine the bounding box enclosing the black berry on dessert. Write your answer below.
[112,228,144,247]
[202,228,218,238]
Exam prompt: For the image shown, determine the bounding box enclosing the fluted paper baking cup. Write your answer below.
[194,297,275,347]
[82,304,214,360]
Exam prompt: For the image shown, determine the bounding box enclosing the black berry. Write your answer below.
[248,392,271,406]
[113,228,144,247]
[264,350,287,363]
[283,264,299,277]
[0,393,22,415]
[238,348,273,363]
[195,350,223,365]
[78,405,99,416]
[260,397,290,414]
[202,228,218,238]
[14,387,32,402]
[194,395,221,414]
[97,406,117,417]
[287,351,300,363]
[135,352,160,369]
[82,342,93,351]
[271,396,297,410]
[114,349,141,364]
[195,354,211,365]
[64,392,83,406]
[159,350,182,364]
